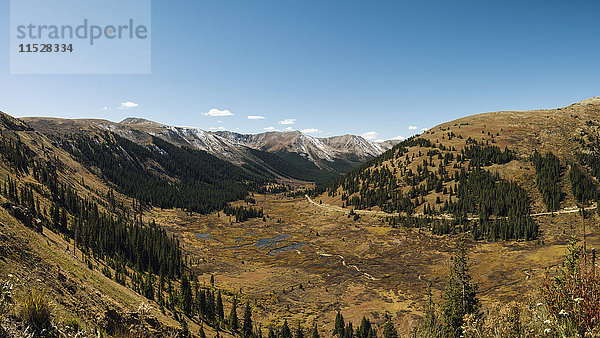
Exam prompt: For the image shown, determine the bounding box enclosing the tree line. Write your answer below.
[441,168,537,240]
[223,204,264,222]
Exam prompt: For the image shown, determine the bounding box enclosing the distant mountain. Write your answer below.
[214,130,392,163]
[22,116,399,182]
[120,117,164,126]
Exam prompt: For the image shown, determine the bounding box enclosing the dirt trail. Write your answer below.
[305,195,597,220]
[318,252,380,281]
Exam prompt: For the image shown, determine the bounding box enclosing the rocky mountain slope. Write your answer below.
[23,117,398,183]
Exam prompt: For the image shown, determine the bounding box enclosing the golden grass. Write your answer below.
[19,289,51,331]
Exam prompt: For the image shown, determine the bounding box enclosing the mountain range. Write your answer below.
[22,116,400,183]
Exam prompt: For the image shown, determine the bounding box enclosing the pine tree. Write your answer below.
[193,275,199,314]
[334,311,345,336]
[180,273,193,315]
[167,280,175,310]
[180,318,190,338]
[229,297,239,332]
[357,317,371,338]
[280,320,292,338]
[216,290,224,322]
[242,301,253,338]
[143,273,155,300]
[382,319,397,338]
[158,273,165,310]
[294,323,304,338]
[441,241,479,337]
[424,283,437,330]
[197,289,206,317]
[207,290,216,322]
[343,323,353,338]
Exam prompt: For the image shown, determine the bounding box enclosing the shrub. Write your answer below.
[62,316,82,334]
[461,301,552,338]
[541,242,600,336]
[19,289,52,332]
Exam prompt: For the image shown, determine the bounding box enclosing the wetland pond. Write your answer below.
[208,233,306,255]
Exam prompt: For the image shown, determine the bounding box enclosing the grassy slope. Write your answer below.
[0,113,226,336]
[316,99,600,214]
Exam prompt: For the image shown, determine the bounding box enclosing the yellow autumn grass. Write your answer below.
[19,289,51,331]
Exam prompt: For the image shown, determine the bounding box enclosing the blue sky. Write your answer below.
[1,0,599,141]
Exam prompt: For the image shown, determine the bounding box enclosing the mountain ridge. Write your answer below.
[22,116,401,182]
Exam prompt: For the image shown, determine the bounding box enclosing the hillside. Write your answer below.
[0,111,255,336]
[309,98,600,239]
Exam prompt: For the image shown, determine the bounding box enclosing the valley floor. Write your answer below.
[148,193,599,336]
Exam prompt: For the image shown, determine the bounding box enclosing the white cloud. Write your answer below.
[278,118,296,125]
[202,108,234,117]
[284,127,294,131]
[408,125,418,130]
[217,120,223,123]
[263,126,277,131]
[361,131,378,140]
[247,115,265,120]
[374,139,385,143]
[421,127,428,131]
[209,126,225,131]
[301,128,321,134]
[119,101,139,110]
[392,135,406,141]
[101,106,108,110]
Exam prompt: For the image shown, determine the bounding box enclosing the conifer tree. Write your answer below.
[424,283,437,330]
[441,241,479,337]
[229,297,239,332]
[343,323,353,338]
[280,320,292,338]
[334,311,345,336]
[180,319,190,338]
[167,280,175,311]
[294,323,304,338]
[216,290,224,322]
[357,317,372,338]
[207,290,216,323]
[382,319,397,338]
[158,273,165,310]
[242,301,253,338]
[180,273,193,316]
